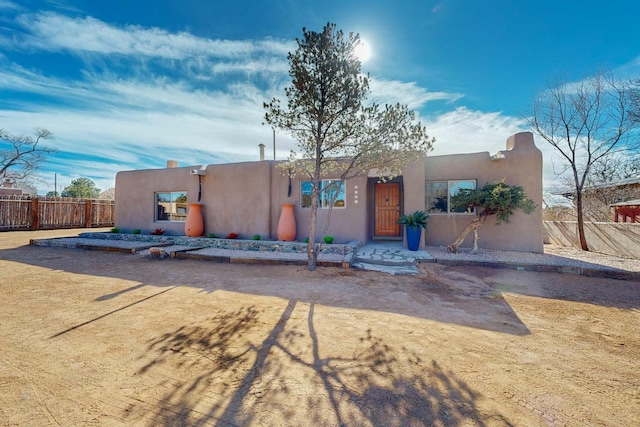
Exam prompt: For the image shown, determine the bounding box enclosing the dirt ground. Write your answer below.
[1,229,638,426]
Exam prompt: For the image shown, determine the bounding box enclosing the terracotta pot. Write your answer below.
[185,203,204,237]
[277,203,296,241]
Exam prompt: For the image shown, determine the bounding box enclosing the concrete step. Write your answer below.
[352,261,419,275]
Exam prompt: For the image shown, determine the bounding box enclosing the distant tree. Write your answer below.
[45,191,59,197]
[631,77,640,123]
[98,187,116,200]
[264,23,434,271]
[447,181,536,254]
[61,177,101,198]
[526,71,638,250]
[581,153,640,221]
[0,128,54,181]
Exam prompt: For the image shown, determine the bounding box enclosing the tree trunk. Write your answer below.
[472,228,480,253]
[447,216,487,253]
[575,190,589,251]
[307,188,319,271]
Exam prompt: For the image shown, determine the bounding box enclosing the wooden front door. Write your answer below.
[374,183,401,237]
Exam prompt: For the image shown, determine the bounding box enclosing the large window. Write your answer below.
[425,180,476,214]
[156,192,188,221]
[301,180,346,209]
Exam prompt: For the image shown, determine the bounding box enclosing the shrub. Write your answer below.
[208,233,217,238]
[150,228,165,235]
[252,234,261,240]
[304,237,309,243]
[225,232,239,239]
[132,229,141,234]
[110,227,120,233]
[397,210,429,230]
[323,235,334,244]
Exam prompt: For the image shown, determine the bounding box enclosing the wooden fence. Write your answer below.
[0,196,114,231]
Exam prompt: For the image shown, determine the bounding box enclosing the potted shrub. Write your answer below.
[398,210,429,251]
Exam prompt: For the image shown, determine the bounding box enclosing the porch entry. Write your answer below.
[374,182,401,237]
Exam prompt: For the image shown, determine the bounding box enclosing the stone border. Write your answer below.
[78,232,359,256]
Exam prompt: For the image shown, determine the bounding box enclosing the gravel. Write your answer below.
[426,244,640,273]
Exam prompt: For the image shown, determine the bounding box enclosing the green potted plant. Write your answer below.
[398,210,429,251]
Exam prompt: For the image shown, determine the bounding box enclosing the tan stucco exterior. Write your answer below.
[115,132,543,252]
[424,132,543,252]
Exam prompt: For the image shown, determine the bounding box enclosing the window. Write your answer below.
[156,191,188,221]
[301,180,346,209]
[425,180,476,214]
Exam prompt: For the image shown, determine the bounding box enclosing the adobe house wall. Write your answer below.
[423,132,543,252]
[116,161,281,239]
[115,161,369,243]
[287,174,369,244]
[398,157,427,247]
[115,165,199,235]
[199,161,274,239]
[115,132,542,251]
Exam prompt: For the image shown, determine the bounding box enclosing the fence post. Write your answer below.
[85,199,93,228]
[31,198,40,230]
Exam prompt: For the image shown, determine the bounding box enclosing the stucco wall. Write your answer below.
[400,158,427,247]
[115,165,201,235]
[422,132,543,252]
[544,221,640,259]
[115,161,370,243]
[114,132,542,251]
[289,174,369,243]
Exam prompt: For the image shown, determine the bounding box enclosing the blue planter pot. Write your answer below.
[406,226,422,251]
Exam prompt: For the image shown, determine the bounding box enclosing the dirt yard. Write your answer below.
[1,229,638,426]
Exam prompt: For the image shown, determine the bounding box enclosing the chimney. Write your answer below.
[166,160,178,168]
[259,144,266,161]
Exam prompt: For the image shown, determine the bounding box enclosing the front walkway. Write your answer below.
[353,242,434,275]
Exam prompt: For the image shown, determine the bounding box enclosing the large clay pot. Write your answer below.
[277,203,296,241]
[406,226,422,251]
[185,203,204,237]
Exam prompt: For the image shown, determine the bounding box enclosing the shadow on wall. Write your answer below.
[544,221,640,259]
[125,301,507,426]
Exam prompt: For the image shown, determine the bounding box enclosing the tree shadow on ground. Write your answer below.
[5,242,639,337]
[2,243,534,335]
[124,301,512,426]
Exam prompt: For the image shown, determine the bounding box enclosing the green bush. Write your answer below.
[323,235,334,244]
[304,237,309,243]
[110,227,120,233]
[132,229,141,234]
[252,234,261,240]
[208,233,217,238]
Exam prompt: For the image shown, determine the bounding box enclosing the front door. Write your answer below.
[374,183,401,237]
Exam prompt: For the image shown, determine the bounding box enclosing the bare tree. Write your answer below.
[265,23,434,270]
[581,153,640,221]
[527,71,638,250]
[631,77,640,123]
[0,128,55,181]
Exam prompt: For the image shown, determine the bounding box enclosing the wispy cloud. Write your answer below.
[0,0,20,11]
[0,9,552,195]
[369,78,464,110]
[10,12,294,65]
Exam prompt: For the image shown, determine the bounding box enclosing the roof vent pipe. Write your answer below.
[166,160,178,168]
[259,144,265,161]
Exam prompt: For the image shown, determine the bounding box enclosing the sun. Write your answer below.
[354,39,371,63]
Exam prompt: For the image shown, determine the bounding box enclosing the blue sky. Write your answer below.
[1,0,639,197]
